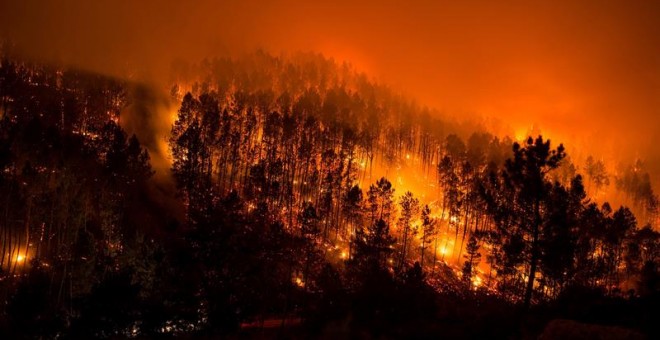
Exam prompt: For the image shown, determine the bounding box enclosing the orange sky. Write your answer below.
[2,0,660,174]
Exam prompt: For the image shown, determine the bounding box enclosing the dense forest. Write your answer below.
[0,49,658,338]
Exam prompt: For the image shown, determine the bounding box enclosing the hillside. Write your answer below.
[0,51,658,338]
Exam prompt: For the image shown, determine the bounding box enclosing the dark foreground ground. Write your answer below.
[170,289,658,339]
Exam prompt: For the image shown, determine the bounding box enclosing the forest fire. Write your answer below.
[0,1,659,338]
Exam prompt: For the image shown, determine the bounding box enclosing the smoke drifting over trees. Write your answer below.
[2,0,660,175]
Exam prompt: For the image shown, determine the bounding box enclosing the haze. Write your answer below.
[2,0,659,175]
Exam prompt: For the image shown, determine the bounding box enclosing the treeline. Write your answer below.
[0,49,658,338]
[168,51,659,294]
[0,54,164,336]
[165,52,659,333]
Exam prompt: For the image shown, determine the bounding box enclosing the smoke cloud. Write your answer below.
[2,0,660,181]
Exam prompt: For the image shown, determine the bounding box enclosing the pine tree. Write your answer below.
[461,235,481,287]
[481,136,565,309]
[419,205,437,271]
[397,191,420,274]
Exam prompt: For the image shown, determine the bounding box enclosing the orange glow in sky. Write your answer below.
[2,0,659,180]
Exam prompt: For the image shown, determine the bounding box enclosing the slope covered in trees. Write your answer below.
[0,50,658,338]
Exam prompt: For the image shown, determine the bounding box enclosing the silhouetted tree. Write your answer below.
[419,205,437,271]
[366,177,395,226]
[397,191,420,273]
[462,234,481,287]
[585,156,609,195]
[482,136,566,309]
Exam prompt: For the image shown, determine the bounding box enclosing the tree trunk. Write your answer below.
[420,230,427,271]
[524,200,541,310]
[431,237,438,275]
[399,226,408,273]
[457,205,470,264]
[524,245,538,310]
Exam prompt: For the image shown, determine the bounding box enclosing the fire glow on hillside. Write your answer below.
[0,1,658,338]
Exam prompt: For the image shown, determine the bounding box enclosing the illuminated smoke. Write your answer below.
[1,0,659,187]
